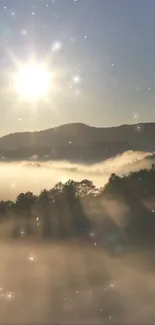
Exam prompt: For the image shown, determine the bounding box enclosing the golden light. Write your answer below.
[13,61,51,101]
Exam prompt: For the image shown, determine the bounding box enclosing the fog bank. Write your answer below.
[0,242,154,324]
[0,150,153,200]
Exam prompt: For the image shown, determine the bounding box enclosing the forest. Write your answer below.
[0,167,155,252]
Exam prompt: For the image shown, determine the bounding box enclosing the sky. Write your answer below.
[1,0,155,135]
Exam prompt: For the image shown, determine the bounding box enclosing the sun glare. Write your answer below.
[13,61,51,101]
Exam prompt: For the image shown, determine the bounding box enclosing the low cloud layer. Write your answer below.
[0,150,153,200]
[0,242,154,324]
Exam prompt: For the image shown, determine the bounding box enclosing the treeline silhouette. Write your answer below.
[1,168,155,250]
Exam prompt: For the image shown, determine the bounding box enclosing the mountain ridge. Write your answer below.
[1,121,154,138]
[0,122,155,162]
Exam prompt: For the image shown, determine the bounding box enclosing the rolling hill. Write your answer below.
[0,122,154,162]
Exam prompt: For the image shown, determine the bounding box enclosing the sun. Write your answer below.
[13,61,51,101]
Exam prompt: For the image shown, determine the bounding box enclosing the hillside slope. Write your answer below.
[0,122,154,162]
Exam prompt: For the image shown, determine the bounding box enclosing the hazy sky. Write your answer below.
[1,0,155,135]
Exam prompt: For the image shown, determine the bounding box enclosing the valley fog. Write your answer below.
[0,151,154,323]
[0,242,154,324]
[0,150,152,200]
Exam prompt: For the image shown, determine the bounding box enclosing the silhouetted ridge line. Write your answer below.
[0,122,155,162]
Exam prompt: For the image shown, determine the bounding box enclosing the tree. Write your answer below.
[76,179,96,197]
[62,180,91,236]
[50,181,75,238]
[15,192,36,236]
[0,200,13,221]
[39,189,52,238]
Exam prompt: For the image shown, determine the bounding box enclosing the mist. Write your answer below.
[0,242,155,324]
[0,150,153,200]
[0,150,154,324]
